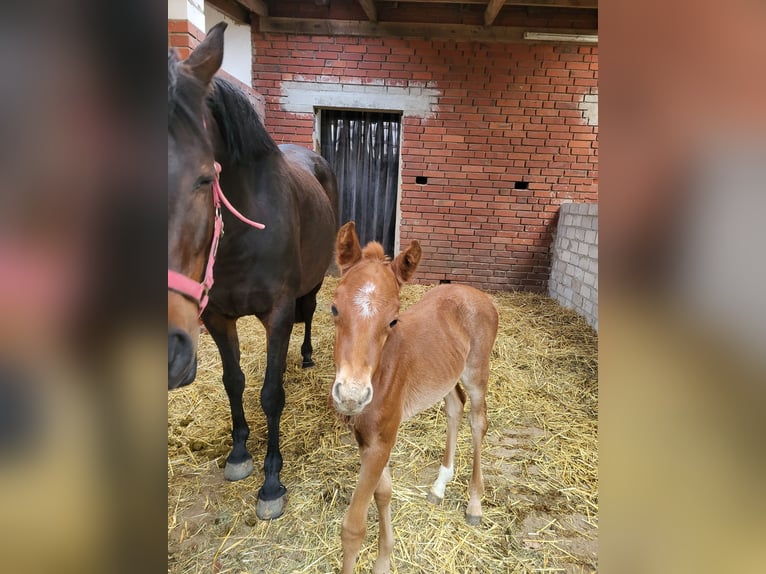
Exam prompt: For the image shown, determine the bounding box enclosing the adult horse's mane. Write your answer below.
[206,77,278,164]
[168,50,277,163]
[168,50,207,139]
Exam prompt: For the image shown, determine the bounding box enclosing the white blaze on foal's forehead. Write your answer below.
[353,281,378,318]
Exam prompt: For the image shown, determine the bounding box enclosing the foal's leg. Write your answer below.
[342,441,393,574]
[462,366,489,525]
[295,282,322,368]
[203,312,254,482]
[427,385,465,504]
[255,300,295,520]
[373,464,394,574]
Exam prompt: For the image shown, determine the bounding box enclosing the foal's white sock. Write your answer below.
[430,465,454,499]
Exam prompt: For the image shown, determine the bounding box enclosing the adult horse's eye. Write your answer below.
[194,176,214,190]
[331,305,338,317]
[389,319,398,328]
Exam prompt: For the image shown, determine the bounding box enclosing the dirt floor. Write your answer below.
[168,277,598,573]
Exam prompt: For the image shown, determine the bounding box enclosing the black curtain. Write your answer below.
[320,110,401,256]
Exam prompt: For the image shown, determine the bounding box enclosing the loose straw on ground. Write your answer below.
[169,276,598,573]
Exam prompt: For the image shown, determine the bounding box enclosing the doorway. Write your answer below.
[319,109,401,256]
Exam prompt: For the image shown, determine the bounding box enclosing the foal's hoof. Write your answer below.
[426,491,443,505]
[465,512,482,526]
[256,494,287,520]
[301,358,315,369]
[223,459,254,482]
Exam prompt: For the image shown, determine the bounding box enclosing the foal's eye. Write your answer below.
[389,319,398,328]
[331,305,338,317]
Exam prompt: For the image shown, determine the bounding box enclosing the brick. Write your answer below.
[250,31,597,292]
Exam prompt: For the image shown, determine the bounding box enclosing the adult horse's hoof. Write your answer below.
[224,458,254,481]
[301,358,315,369]
[426,491,443,505]
[465,512,482,526]
[256,494,287,520]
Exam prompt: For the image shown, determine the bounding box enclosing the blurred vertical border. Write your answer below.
[0,1,166,572]
[601,0,766,572]
[1,1,764,573]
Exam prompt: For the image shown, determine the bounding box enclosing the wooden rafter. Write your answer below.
[357,0,378,22]
[485,0,506,26]
[377,0,597,7]
[226,0,597,34]
[238,0,268,17]
[503,0,597,7]
[259,16,596,43]
[207,0,251,23]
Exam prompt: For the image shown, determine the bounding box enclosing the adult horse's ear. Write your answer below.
[392,240,421,286]
[336,222,362,274]
[184,21,227,85]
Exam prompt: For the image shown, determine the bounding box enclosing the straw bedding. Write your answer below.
[168,276,598,573]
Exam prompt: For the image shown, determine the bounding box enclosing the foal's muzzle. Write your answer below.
[332,378,373,416]
[168,328,197,389]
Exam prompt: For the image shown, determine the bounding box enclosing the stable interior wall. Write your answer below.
[251,31,598,292]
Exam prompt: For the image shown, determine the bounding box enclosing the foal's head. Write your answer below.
[167,23,226,389]
[331,222,421,416]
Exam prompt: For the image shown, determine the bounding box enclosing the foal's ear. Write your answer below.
[184,21,227,86]
[336,222,362,274]
[392,240,421,285]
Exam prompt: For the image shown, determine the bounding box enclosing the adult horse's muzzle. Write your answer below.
[168,327,197,389]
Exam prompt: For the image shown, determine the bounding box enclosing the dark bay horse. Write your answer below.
[168,23,338,519]
[330,222,498,573]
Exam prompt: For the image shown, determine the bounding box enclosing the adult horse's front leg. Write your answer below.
[203,312,254,482]
[256,301,294,520]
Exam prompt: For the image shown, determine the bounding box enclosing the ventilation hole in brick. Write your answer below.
[416,176,428,184]
[439,279,451,284]
[514,180,529,190]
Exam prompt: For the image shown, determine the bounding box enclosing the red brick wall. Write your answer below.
[251,34,597,292]
[168,19,204,60]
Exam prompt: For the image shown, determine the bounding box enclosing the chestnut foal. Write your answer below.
[330,222,499,574]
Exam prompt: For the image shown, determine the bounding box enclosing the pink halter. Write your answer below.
[168,161,265,313]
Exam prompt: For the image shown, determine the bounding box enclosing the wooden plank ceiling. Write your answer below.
[210,0,598,42]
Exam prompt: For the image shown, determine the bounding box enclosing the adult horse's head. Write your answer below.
[331,222,421,416]
[168,23,226,389]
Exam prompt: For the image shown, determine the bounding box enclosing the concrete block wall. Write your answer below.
[548,202,598,330]
[250,15,598,292]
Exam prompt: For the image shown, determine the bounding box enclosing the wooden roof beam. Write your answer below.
[238,0,268,17]
[377,0,597,7]
[485,0,506,26]
[207,0,250,23]
[357,0,378,22]
[505,0,597,7]
[259,17,597,43]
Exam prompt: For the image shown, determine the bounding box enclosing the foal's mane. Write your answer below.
[362,242,390,262]
[207,77,279,164]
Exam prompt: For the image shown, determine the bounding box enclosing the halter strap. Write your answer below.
[168,161,264,314]
[213,163,266,230]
